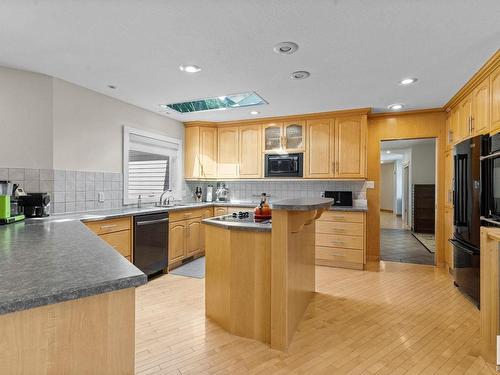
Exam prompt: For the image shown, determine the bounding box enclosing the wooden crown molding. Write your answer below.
[368,107,446,119]
[444,49,500,111]
[183,107,371,127]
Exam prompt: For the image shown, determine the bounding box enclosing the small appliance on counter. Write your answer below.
[194,186,203,202]
[18,193,51,218]
[323,191,353,207]
[215,183,229,202]
[0,181,25,225]
[254,193,272,220]
[206,184,214,202]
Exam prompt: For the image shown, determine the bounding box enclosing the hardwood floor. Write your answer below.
[135,262,494,375]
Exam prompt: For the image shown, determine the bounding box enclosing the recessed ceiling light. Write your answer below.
[291,70,310,80]
[274,42,299,55]
[107,85,116,89]
[386,150,391,154]
[400,77,417,85]
[388,103,404,111]
[250,110,260,115]
[179,64,201,73]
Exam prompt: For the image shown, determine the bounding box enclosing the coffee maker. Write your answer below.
[18,193,51,218]
[0,181,25,224]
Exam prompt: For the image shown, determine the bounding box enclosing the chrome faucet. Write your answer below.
[159,189,174,206]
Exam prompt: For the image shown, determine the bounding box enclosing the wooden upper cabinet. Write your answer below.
[491,65,500,133]
[305,119,333,178]
[186,218,201,256]
[334,116,366,178]
[184,127,200,178]
[283,121,305,152]
[239,125,262,178]
[460,94,473,140]
[451,106,461,143]
[263,122,283,152]
[445,114,453,149]
[217,127,239,178]
[199,127,218,178]
[472,77,490,135]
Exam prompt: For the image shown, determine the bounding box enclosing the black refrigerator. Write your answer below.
[450,135,486,307]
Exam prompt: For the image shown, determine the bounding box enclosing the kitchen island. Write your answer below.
[203,197,333,351]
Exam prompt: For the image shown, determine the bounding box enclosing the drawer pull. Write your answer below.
[332,241,345,246]
[100,224,118,230]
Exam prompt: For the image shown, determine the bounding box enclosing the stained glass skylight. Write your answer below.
[164,91,267,113]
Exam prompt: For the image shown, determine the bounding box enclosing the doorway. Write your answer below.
[379,138,436,265]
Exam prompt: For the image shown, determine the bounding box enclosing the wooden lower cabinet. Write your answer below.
[85,217,133,262]
[169,221,187,264]
[315,211,366,270]
[186,218,201,256]
[214,206,228,216]
[169,208,211,269]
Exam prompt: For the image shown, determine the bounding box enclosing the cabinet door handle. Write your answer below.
[471,117,474,133]
[100,224,118,230]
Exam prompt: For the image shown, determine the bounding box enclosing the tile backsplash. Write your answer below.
[185,180,367,205]
[0,168,123,214]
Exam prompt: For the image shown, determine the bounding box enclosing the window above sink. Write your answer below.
[123,126,182,205]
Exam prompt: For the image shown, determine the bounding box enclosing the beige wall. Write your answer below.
[52,79,184,172]
[380,162,394,211]
[0,66,184,172]
[0,67,53,169]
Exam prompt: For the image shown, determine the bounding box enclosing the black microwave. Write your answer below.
[265,153,303,178]
[482,133,500,221]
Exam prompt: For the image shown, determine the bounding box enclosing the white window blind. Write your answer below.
[124,128,182,204]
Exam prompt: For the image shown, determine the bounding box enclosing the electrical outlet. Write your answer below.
[366,181,375,189]
[98,192,105,203]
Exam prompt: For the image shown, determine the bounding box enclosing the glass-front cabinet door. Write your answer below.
[263,122,283,152]
[284,121,305,152]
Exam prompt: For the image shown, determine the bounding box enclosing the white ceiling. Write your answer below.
[0,1,499,122]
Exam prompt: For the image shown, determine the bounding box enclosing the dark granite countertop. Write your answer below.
[0,198,366,315]
[0,219,147,316]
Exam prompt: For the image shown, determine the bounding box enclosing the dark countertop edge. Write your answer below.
[202,218,271,232]
[271,198,334,211]
[0,273,147,316]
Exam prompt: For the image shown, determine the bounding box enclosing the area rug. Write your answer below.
[412,232,436,254]
[169,256,205,279]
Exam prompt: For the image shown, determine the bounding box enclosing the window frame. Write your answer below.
[123,126,183,205]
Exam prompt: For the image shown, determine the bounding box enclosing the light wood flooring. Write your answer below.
[135,262,494,375]
[380,211,404,230]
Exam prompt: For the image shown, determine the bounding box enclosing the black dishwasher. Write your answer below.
[134,212,169,278]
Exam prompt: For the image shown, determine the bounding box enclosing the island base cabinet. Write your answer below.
[0,288,135,374]
[205,226,271,344]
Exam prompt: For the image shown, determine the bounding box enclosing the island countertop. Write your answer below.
[0,219,147,315]
[271,197,334,210]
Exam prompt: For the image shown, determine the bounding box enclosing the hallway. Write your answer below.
[380,211,435,265]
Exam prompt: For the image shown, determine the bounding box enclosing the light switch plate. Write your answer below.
[98,192,105,203]
[366,181,375,189]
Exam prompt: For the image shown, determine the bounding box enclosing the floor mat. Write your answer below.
[412,232,436,253]
[169,257,205,279]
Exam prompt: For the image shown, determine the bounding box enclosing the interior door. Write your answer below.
[305,119,333,178]
[334,116,366,178]
[217,127,239,178]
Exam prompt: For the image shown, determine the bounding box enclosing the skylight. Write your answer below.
[164,91,267,113]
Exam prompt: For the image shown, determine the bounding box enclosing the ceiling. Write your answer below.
[0,1,499,122]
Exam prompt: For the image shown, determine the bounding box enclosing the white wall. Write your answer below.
[411,142,436,184]
[52,79,184,172]
[380,162,394,211]
[0,66,53,168]
[0,66,184,172]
